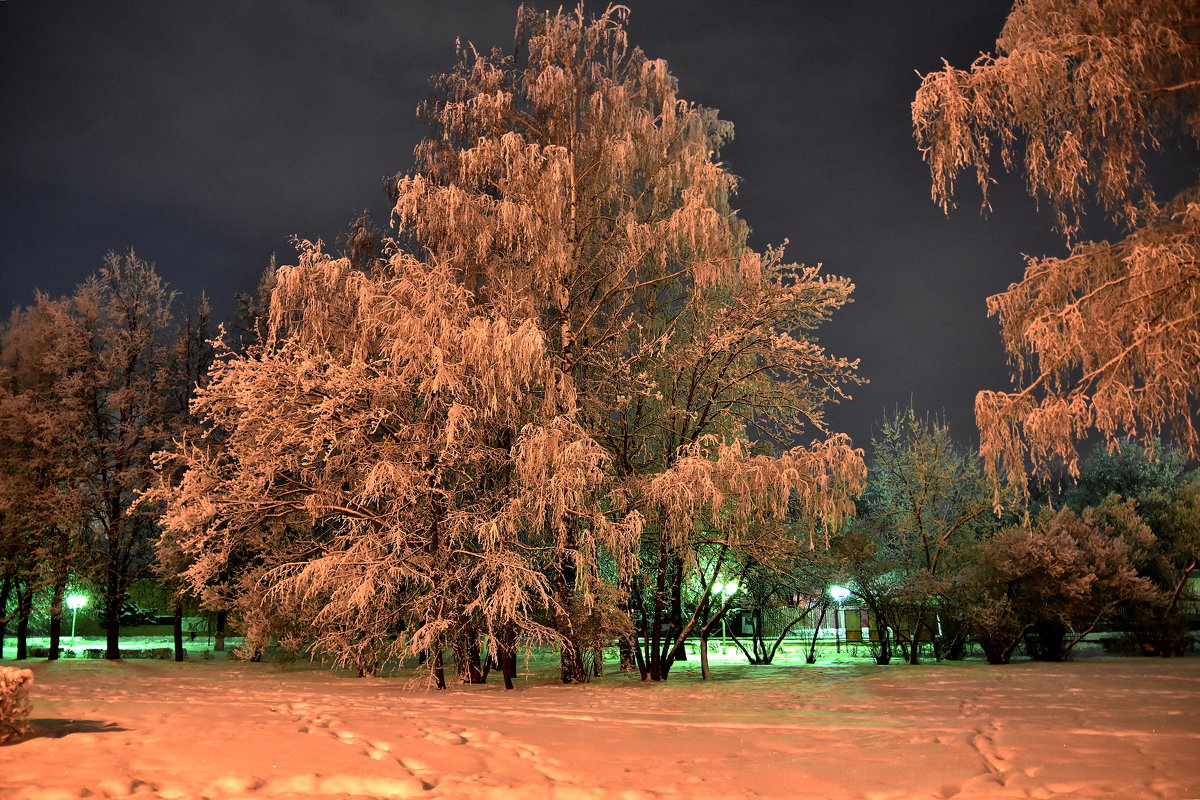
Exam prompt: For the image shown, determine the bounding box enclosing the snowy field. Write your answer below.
[3,641,1199,800]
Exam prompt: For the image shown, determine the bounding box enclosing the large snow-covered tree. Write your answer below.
[40,253,178,660]
[155,246,640,686]
[913,0,1200,499]
[156,4,865,686]
[391,4,865,682]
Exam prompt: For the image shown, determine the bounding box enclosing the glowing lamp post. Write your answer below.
[829,585,851,654]
[713,580,739,655]
[66,594,88,642]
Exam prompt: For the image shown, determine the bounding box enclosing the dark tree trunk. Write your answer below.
[559,637,587,684]
[454,623,485,684]
[432,645,446,690]
[876,626,893,665]
[47,574,66,660]
[981,634,1019,664]
[103,497,127,661]
[980,617,1028,665]
[627,574,651,680]
[15,582,34,660]
[908,610,927,665]
[895,625,912,663]
[173,595,185,662]
[0,572,11,659]
[943,615,969,661]
[945,632,968,661]
[669,559,686,661]
[553,552,588,684]
[618,632,636,672]
[646,538,669,681]
[857,598,892,664]
[481,641,494,682]
[806,603,828,663]
[617,579,637,672]
[500,651,515,690]
[1026,620,1067,661]
[740,608,770,664]
[214,609,228,651]
[496,624,517,691]
[104,559,123,660]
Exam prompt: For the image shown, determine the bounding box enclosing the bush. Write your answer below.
[0,667,34,744]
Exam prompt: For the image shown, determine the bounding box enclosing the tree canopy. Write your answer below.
[913,0,1200,499]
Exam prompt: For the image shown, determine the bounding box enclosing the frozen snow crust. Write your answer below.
[2,644,1198,800]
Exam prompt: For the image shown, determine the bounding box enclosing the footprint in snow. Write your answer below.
[268,702,434,786]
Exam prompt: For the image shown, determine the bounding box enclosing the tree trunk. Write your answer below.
[15,582,33,660]
[103,496,128,661]
[669,559,687,661]
[214,609,227,651]
[497,625,517,691]
[618,632,636,672]
[617,579,637,672]
[173,595,185,662]
[895,625,911,663]
[699,627,711,680]
[876,628,893,665]
[942,615,969,661]
[767,606,816,664]
[432,644,446,690]
[454,623,485,684]
[559,636,588,684]
[104,558,123,660]
[908,609,926,665]
[1026,620,1067,661]
[553,553,588,684]
[751,609,768,664]
[47,573,66,660]
[481,640,495,683]
[0,572,10,659]
[806,603,828,663]
[646,538,669,681]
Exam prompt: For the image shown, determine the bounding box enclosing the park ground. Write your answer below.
[2,638,1199,800]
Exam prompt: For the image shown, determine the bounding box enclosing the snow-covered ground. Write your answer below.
[2,640,1199,799]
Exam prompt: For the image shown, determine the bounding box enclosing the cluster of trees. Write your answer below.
[3,1,1197,683]
[836,416,1198,666]
[1,6,866,686]
[0,253,212,661]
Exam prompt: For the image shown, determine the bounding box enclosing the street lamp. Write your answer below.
[713,580,739,654]
[66,594,88,643]
[829,585,851,654]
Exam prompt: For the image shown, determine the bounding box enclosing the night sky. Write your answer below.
[0,1,1070,453]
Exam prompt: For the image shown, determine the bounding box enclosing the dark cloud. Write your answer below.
[1,0,1067,452]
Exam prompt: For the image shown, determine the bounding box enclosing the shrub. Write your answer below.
[0,667,34,744]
